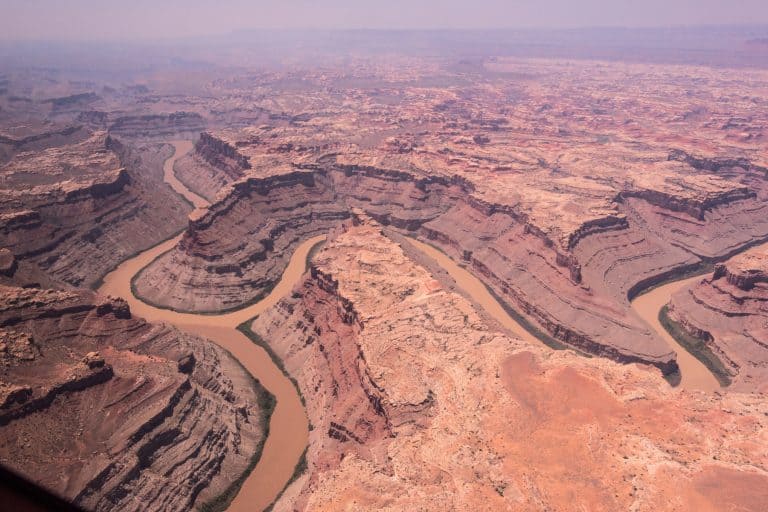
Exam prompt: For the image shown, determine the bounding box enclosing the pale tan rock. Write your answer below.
[254,220,768,512]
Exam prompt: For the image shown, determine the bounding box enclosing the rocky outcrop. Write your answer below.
[668,149,767,176]
[168,132,253,202]
[0,125,86,149]
[621,185,755,221]
[0,132,191,288]
[253,219,768,511]
[712,251,768,290]
[196,132,251,173]
[667,246,768,391]
[0,125,90,166]
[133,170,348,312]
[0,285,267,511]
[108,112,205,139]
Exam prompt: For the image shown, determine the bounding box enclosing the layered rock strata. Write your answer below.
[0,285,266,511]
[170,132,252,202]
[107,112,205,139]
[0,133,191,288]
[136,61,768,373]
[253,218,768,511]
[0,125,90,166]
[136,154,679,370]
[667,247,768,391]
[133,170,348,312]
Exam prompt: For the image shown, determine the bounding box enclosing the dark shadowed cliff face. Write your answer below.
[0,285,266,511]
[0,133,191,289]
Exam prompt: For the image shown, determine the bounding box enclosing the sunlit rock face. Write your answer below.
[253,217,768,512]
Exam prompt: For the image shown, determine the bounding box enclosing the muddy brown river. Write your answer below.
[630,276,721,392]
[99,141,317,512]
[98,140,755,510]
[411,237,740,393]
[630,239,768,392]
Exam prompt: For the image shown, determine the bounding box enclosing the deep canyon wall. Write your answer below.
[150,137,768,372]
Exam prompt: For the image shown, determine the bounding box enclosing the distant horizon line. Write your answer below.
[0,22,766,45]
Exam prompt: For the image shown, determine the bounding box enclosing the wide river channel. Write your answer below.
[99,141,319,511]
[99,140,743,510]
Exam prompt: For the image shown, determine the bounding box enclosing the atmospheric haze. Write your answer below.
[2,1,768,512]
[1,0,768,41]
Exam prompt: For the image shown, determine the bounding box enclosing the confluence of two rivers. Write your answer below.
[99,140,732,511]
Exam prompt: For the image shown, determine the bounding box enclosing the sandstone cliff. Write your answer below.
[0,285,268,511]
[107,112,205,140]
[668,247,768,391]
[0,133,191,288]
[253,217,768,511]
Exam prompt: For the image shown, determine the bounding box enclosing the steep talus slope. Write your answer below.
[668,247,768,391]
[0,285,267,511]
[0,133,191,288]
[252,217,768,511]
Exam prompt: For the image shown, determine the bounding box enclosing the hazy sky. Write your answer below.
[2,0,768,41]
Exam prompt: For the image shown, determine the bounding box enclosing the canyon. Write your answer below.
[253,214,768,511]
[137,111,768,377]
[0,285,269,511]
[667,246,768,391]
[1,30,768,511]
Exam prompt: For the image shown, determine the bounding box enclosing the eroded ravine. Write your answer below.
[99,140,315,512]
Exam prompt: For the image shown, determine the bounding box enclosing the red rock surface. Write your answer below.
[253,217,768,511]
[142,58,768,373]
[2,44,768,510]
[0,285,267,511]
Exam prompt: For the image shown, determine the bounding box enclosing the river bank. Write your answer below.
[97,141,315,512]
